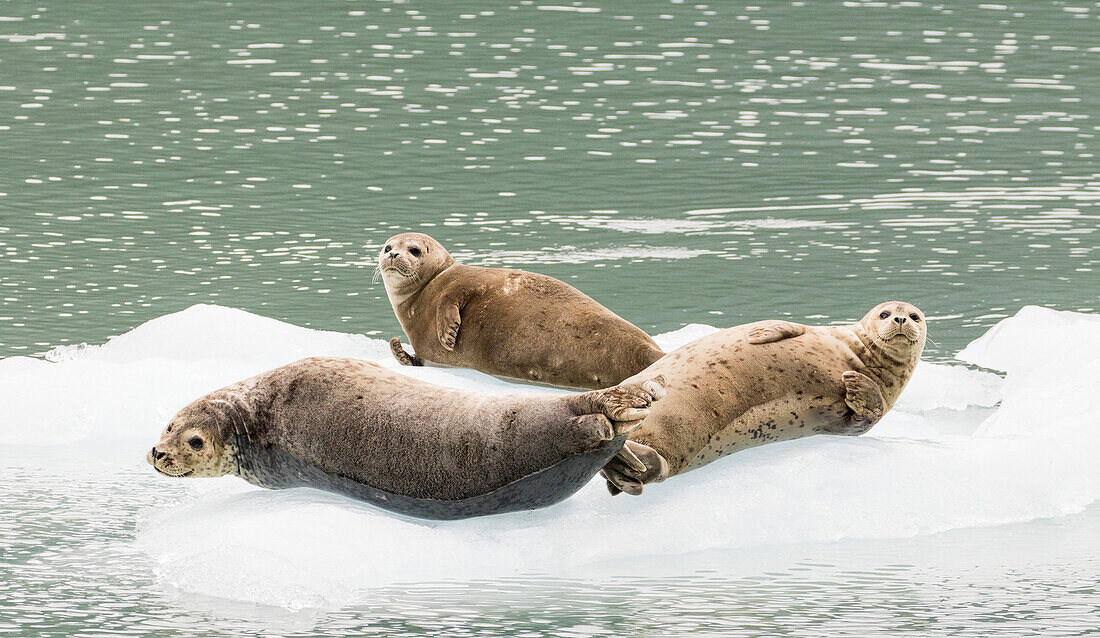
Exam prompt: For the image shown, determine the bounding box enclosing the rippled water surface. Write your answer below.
[1,0,1096,357]
[1,0,1098,635]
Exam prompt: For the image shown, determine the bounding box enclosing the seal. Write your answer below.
[600,301,926,495]
[147,357,665,519]
[378,232,665,390]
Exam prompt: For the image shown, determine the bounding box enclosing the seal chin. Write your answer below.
[380,261,416,281]
[877,327,923,344]
[153,464,194,478]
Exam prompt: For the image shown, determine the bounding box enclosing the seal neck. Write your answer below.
[849,322,923,382]
[388,259,456,310]
[205,379,269,479]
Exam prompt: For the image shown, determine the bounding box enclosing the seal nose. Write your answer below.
[151,446,166,460]
[894,316,907,324]
[388,251,400,259]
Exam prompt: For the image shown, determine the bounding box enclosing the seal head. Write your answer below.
[378,233,454,306]
[858,301,926,368]
[147,400,233,478]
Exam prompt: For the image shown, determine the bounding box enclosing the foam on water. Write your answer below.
[3,304,1096,610]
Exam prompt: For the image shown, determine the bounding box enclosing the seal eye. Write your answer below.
[879,311,890,320]
[166,424,172,433]
[188,437,204,451]
[909,313,921,322]
[383,245,391,253]
[409,247,421,257]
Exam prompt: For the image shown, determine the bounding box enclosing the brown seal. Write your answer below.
[147,357,664,519]
[600,301,927,495]
[378,232,665,390]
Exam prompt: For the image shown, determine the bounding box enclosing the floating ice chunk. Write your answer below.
[138,423,1095,610]
[892,362,1003,412]
[959,306,1100,440]
[3,303,1096,611]
[652,323,720,351]
[132,305,1099,609]
[958,305,1100,374]
[44,342,94,362]
[0,305,552,446]
[70,304,386,365]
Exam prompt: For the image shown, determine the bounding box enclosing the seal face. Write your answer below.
[148,357,664,519]
[146,404,232,479]
[378,232,665,390]
[600,301,927,496]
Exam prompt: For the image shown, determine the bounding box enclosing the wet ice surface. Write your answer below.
[0,305,1097,634]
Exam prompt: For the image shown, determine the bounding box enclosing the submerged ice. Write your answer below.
[2,304,1096,610]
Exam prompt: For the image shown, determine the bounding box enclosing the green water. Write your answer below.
[1,0,1096,359]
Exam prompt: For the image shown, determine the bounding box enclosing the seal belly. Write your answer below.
[684,398,850,471]
[235,435,628,520]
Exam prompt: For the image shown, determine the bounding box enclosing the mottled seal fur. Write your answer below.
[601,302,926,496]
[379,232,665,390]
[147,357,664,519]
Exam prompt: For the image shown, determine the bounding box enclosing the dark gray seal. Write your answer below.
[147,357,664,519]
[379,232,665,390]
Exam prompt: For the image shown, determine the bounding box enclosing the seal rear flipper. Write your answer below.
[573,375,666,432]
[746,320,807,345]
[389,337,423,366]
[600,440,669,497]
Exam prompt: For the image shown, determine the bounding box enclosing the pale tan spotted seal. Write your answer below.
[147,356,664,519]
[378,232,665,390]
[601,301,926,495]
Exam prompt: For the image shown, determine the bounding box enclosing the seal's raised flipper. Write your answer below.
[838,370,885,434]
[436,302,462,351]
[601,439,670,496]
[746,320,806,345]
[390,337,423,366]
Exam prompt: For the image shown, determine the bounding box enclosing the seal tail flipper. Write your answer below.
[601,440,670,496]
[389,337,424,366]
[574,375,666,434]
[746,320,806,345]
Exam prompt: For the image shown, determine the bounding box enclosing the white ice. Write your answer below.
[2,304,1096,610]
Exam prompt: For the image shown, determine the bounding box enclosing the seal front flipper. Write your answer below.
[389,337,423,366]
[746,320,806,345]
[436,300,462,351]
[837,370,885,434]
[601,440,670,496]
